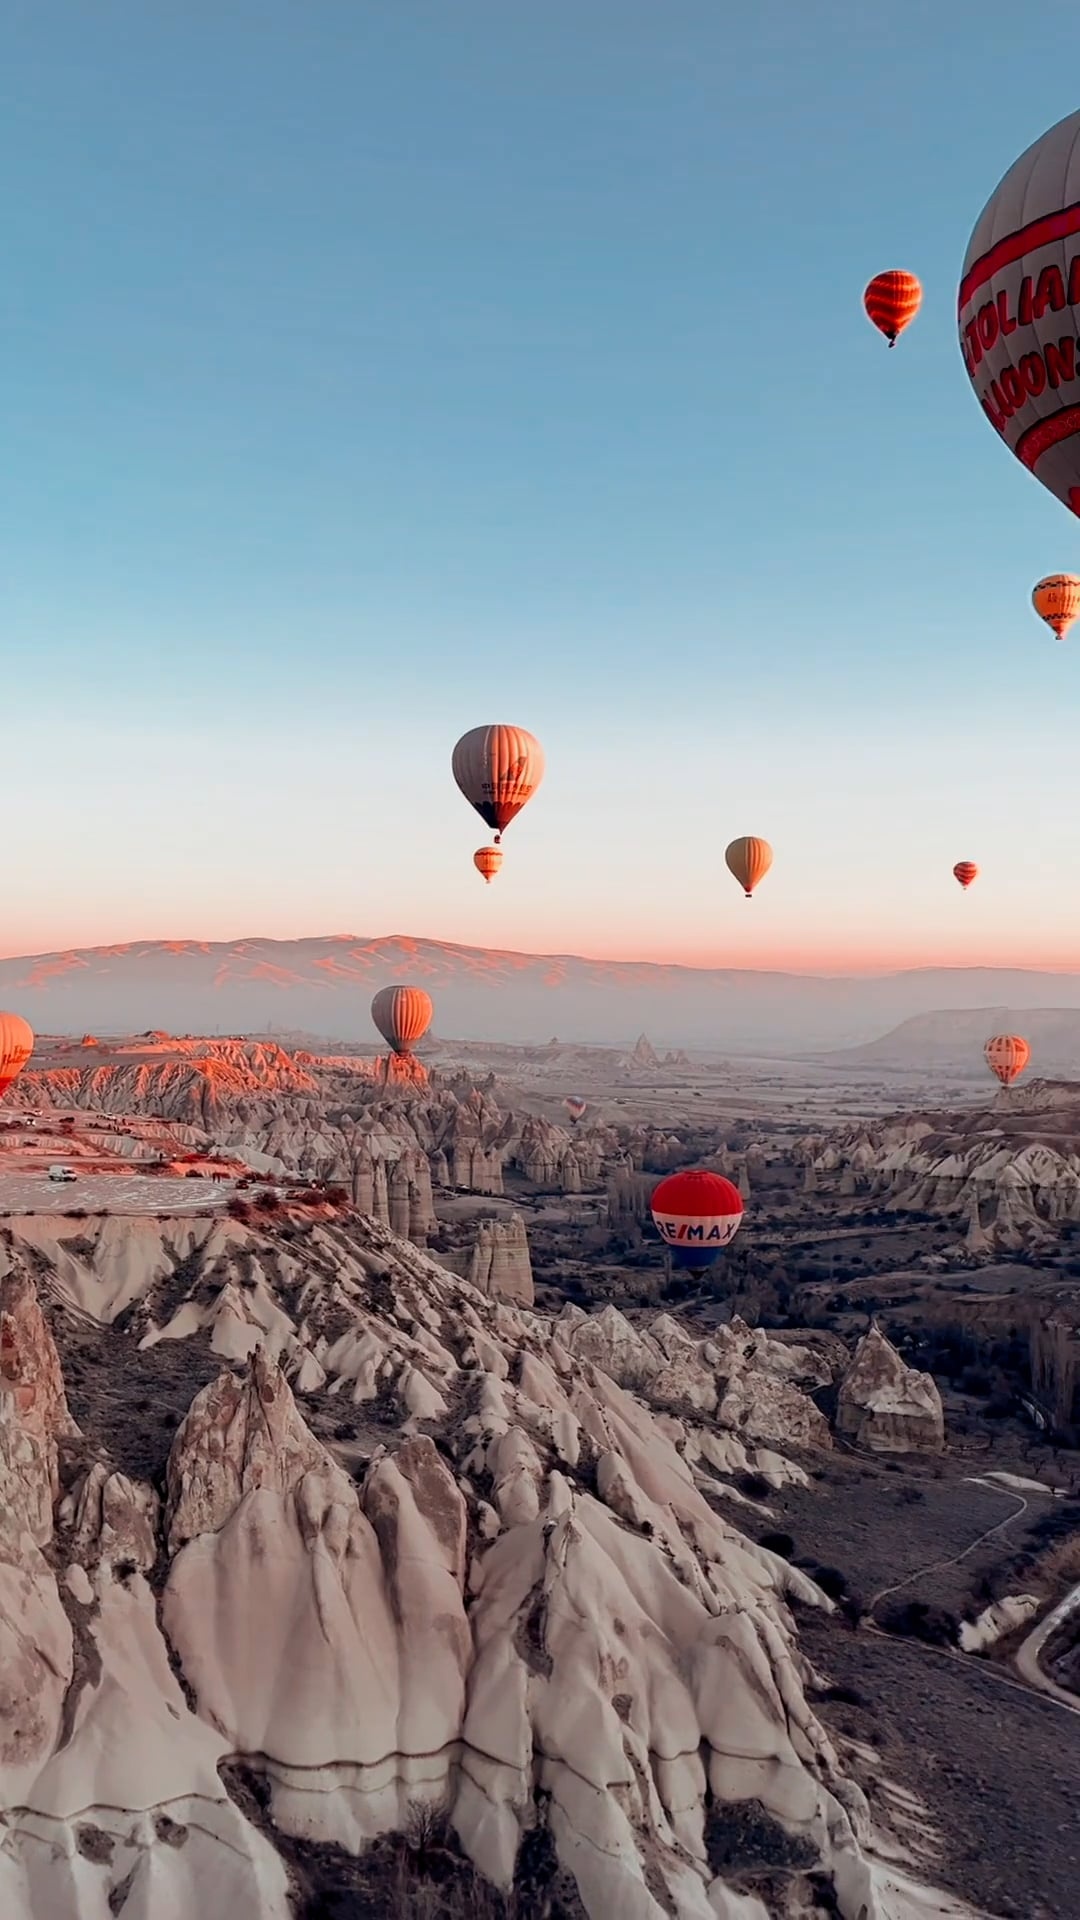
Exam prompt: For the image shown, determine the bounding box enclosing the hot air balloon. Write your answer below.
[370,986,433,1058]
[1032,574,1080,640]
[650,1168,744,1269]
[0,1013,34,1100]
[564,1096,588,1124]
[953,861,979,890]
[864,271,922,346]
[452,726,544,845]
[474,846,503,884]
[985,1034,1030,1087]
[959,109,1080,519]
[725,837,773,899]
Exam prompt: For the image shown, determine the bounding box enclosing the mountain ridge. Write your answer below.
[3,933,1080,1049]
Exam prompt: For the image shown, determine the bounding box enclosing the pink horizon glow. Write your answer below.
[0,919,1079,979]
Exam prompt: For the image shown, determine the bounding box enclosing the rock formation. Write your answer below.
[836,1324,945,1454]
[797,1081,1080,1251]
[0,1208,973,1917]
[467,1214,534,1306]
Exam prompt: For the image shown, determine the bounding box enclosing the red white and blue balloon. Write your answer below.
[650,1169,744,1268]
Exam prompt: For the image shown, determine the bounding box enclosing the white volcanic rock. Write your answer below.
[800,1083,1080,1250]
[0,1215,975,1918]
[467,1213,534,1306]
[959,1592,1040,1653]
[837,1326,945,1455]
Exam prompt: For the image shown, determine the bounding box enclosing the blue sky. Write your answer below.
[4,1,1079,968]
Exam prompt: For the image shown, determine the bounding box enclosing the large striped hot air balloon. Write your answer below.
[1032,574,1080,640]
[959,110,1080,520]
[953,861,979,890]
[725,836,773,899]
[864,271,922,346]
[473,846,503,885]
[452,726,544,845]
[985,1034,1030,1087]
[0,1014,34,1099]
[650,1168,744,1269]
[370,986,433,1058]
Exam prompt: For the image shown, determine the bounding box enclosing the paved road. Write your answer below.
[1015,1581,1080,1708]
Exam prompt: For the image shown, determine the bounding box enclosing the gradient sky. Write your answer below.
[5,1,1080,972]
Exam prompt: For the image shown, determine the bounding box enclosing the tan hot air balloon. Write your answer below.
[452,725,544,845]
[953,861,979,890]
[0,1013,34,1099]
[474,846,503,884]
[725,836,773,899]
[1032,574,1080,641]
[985,1033,1030,1087]
[370,985,433,1057]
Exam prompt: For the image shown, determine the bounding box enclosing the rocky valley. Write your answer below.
[1,1030,1080,1917]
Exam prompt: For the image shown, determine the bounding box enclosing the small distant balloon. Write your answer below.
[473,846,503,885]
[863,271,922,346]
[370,986,433,1057]
[953,861,979,890]
[0,1013,34,1099]
[564,1096,588,1124]
[452,725,545,846]
[650,1168,744,1269]
[984,1033,1030,1087]
[725,837,773,899]
[1032,575,1080,641]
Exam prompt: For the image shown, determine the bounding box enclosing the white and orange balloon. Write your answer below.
[985,1034,1030,1087]
[0,1014,33,1099]
[960,109,1080,519]
[1032,574,1080,640]
[725,837,773,899]
[473,846,503,885]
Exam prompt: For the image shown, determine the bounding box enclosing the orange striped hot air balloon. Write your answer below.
[0,1014,34,1099]
[985,1034,1030,1087]
[725,836,773,899]
[452,725,544,845]
[1032,574,1080,641]
[863,271,922,346]
[953,861,979,890]
[473,846,503,884]
[370,986,433,1057]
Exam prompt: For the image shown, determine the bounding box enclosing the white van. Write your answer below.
[47,1165,77,1183]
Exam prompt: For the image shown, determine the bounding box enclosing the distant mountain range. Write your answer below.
[828,1006,1080,1076]
[2,934,1080,1052]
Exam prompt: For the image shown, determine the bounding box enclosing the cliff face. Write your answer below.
[836,1326,945,1454]
[797,1080,1080,1252]
[466,1214,534,1307]
[0,1219,969,1919]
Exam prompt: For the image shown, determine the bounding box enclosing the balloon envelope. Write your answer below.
[864,270,922,345]
[985,1034,1030,1087]
[960,109,1080,519]
[452,726,544,840]
[564,1097,588,1122]
[725,837,773,898]
[473,846,503,884]
[1032,574,1080,640]
[370,986,433,1056]
[953,861,979,889]
[650,1168,744,1269]
[0,1013,34,1098]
